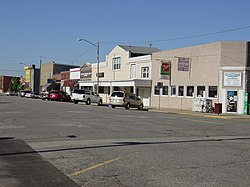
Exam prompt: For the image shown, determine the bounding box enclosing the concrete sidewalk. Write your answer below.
[148,107,250,120]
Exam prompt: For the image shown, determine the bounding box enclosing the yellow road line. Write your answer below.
[68,157,122,177]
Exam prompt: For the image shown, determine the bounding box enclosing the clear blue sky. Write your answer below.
[1,0,250,76]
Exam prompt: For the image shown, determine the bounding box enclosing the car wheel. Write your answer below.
[111,105,116,108]
[98,99,103,106]
[74,100,78,104]
[138,104,143,110]
[86,99,91,105]
[126,103,130,110]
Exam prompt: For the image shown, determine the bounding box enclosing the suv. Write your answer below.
[109,91,143,110]
[71,89,103,105]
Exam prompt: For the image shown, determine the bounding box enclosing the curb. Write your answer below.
[148,109,250,120]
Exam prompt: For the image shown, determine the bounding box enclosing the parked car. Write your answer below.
[20,90,30,97]
[48,90,71,102]
[71,89,103,105]
[109,91,143,110]
[39,91,49,100]
[25,91,34,98]
[5,91,18,96]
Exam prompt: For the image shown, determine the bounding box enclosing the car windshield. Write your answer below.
[111,92,124,97]
[74,90,85,94]
[50,91,59,94]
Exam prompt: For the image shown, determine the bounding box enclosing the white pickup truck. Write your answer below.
[71,89,103,105]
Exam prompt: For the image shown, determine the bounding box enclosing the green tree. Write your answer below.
[9,77,21,92]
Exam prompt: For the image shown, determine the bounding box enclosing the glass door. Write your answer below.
[227,91,238,112]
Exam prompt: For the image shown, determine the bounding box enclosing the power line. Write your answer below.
[70,45,95,65]
[100,25,250,44]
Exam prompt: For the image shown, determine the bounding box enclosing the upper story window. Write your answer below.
[141,67,149,78]
[130,64,136,79]
[113,57,121,70]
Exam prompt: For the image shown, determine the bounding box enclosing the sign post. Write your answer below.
[157,82,163,110]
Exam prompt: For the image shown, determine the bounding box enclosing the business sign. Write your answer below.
[24,66,30,83]
[70,68,80,80]
[224,72,241,87]
[160,61,171,79]
[244,92,249,115]
[157,82,163,88]
[178,57,189,71]
[96,72,104,78]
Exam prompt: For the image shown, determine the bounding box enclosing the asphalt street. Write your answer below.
[0,95,250,186]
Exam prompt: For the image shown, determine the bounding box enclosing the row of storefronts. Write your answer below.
[64,41,249,115]
[16,41,249,115]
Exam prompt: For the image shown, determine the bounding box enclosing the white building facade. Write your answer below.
[78,45,160,105]
[77,41,249,114]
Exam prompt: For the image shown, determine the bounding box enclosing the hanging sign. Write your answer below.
[160,61,171,79]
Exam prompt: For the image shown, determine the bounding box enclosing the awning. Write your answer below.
[63,80,76,87]
[42,83,60,91]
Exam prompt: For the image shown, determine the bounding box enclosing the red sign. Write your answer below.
[162,63,170,73]
[161,62,171,76]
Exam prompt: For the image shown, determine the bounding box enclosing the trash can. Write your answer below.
[214,103,222,115]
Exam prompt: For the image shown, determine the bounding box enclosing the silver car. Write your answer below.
[109,91,143,110]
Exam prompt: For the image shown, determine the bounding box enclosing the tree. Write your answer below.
[9,77,21,92]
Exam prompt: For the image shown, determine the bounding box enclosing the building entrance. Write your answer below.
[226,91,238,112]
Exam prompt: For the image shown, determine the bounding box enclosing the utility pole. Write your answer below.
[97,42,100,94]
[39,57,42,94]
[78,38,100,94]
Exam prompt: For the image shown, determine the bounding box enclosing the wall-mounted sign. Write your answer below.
[177,57,189,71]
[96,72,104,78]
[224,72,241,87]
[157,82,163,88]
[160,61,171,79]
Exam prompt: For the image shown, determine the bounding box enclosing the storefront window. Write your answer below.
[178,86,184,96]
[98,86,104,94]
[208,86,217,98]
[162,86,168,95]
[171,85,176,96]
[186,86,194,97]
[154,86,160,95]
[197,86,205,97]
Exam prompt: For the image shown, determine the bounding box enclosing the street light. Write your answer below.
[20,62,31,91]
[78,38,100,94]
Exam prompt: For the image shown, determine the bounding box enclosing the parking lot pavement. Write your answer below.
[0,138,79,187]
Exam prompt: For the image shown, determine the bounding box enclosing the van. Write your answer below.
[109,91,143,110]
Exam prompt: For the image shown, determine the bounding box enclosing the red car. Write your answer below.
[48,90,71,102]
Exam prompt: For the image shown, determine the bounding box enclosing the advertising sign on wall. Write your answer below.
[177,57,189,71]
[160,61,171,79]
[24,66,30,83]
[224,72,241,87]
